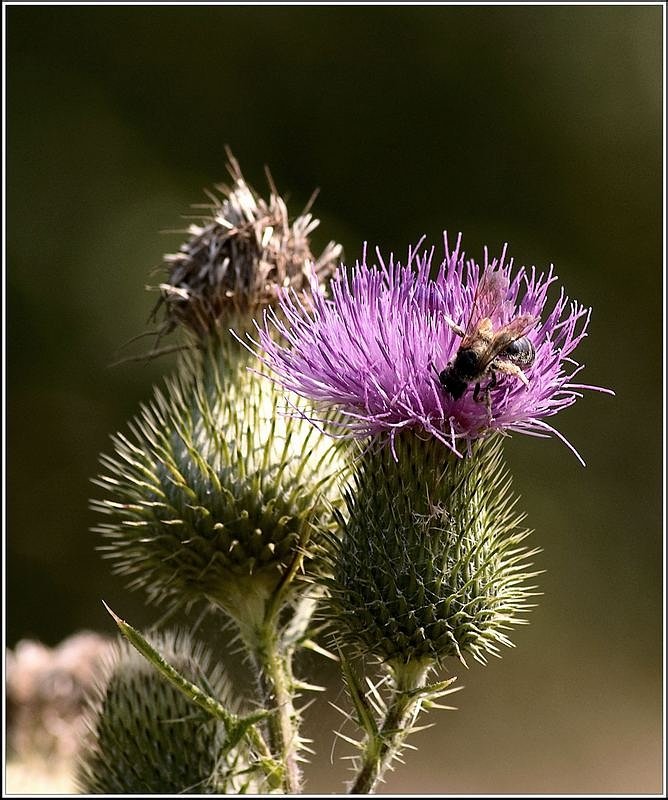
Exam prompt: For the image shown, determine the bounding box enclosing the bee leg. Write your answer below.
[485,370,497,423]
[494,360,530,388]
[473,382,483,402]
[443,315,466,338]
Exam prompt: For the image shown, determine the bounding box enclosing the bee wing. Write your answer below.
[460,317,494,350]
[476,314,538,370]
[463,267,511,336]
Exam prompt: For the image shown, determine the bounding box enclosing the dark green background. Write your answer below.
[7,5,662,794]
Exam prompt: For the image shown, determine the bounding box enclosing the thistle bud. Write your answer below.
[76,630,252,794]
[324,434,539,668]
[93,341,343,634]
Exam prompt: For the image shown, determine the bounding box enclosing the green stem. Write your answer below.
[242,536,313,793]
[350,661,430,795]
[234,537,314,792]
[253,622,302,794]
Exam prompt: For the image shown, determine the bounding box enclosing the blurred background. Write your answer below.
[6,4,663,794]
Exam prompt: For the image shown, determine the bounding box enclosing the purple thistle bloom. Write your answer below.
[252,233,612,463]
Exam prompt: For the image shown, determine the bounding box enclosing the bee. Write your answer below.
[438,268,538,407]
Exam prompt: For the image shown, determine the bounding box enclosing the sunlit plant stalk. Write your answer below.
[82,151,612,793]
[84,153,343,794]
[253,234,613,791]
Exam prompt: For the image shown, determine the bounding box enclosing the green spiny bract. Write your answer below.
[76,630,255,794]
[92,335,344,632]
[323,434,540,667]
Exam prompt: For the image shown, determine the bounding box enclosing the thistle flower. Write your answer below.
[255,233,612,463]
[155,150,341,339]
[246,232,611,790]
[77,630,256,794]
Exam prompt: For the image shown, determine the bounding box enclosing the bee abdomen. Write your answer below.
[501,336,535,366]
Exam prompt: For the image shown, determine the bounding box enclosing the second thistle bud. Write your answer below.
[94,153,345,636]
[93,341,344,633]
[324,434,540,668]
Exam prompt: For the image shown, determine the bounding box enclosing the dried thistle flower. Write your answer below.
[7,633,113,762]
[94,159,345,793]
[254,234,612,463]
[155,150,341,338]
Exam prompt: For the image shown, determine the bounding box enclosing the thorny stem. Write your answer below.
[252,621,302,794]
[350,661,431,795]
[242,552,309,794]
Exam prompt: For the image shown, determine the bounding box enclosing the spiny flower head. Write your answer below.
[155,150,341,338]
[77,630,257,794]
[321,434,540,666]
[92,342,344,632]
[255,233,612,462]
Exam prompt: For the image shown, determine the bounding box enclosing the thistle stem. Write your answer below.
[350,661,430,795]
[253,623,302,794]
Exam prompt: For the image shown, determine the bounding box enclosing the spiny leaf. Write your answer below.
[102,601,280,787]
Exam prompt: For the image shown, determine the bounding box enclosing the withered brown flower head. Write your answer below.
[156,150,342,338]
